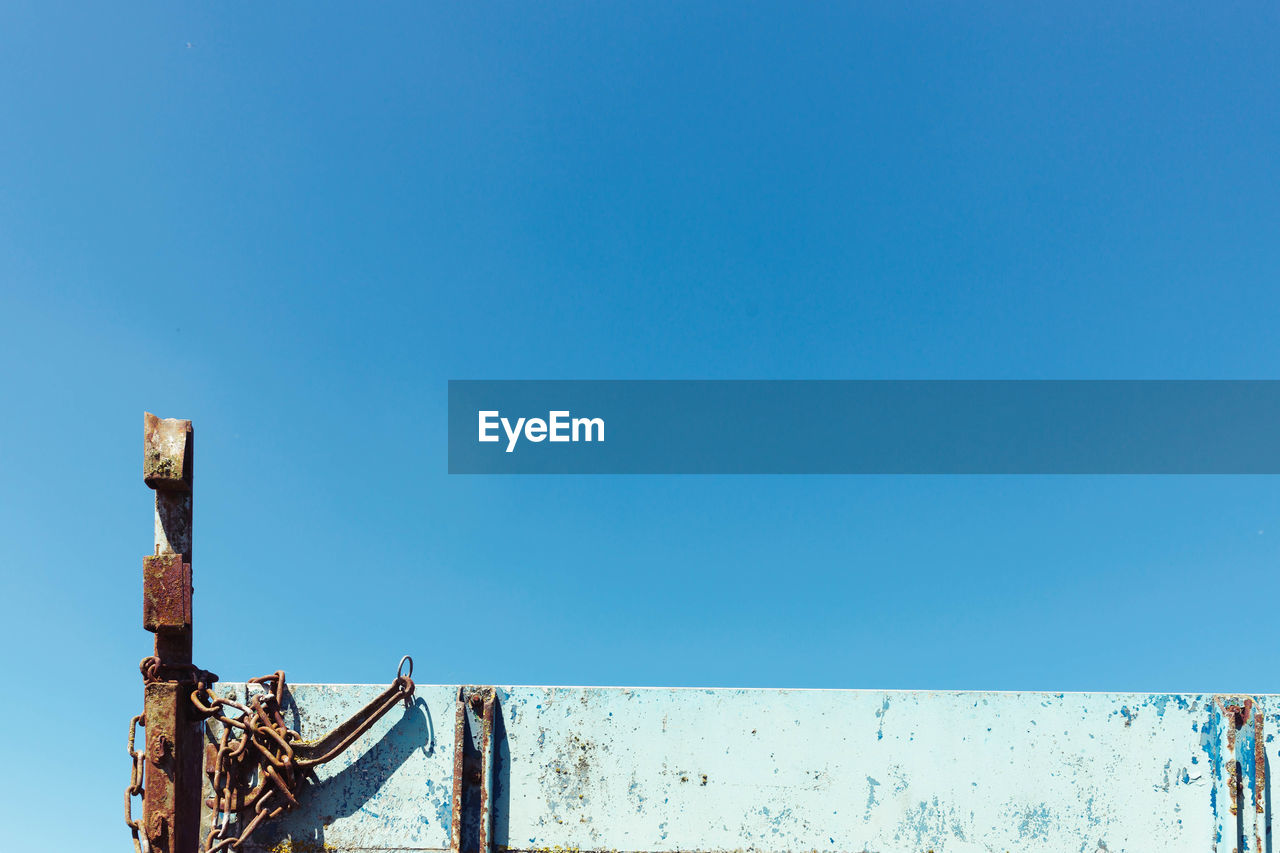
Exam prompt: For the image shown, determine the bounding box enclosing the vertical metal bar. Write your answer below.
[478,690,496,853]
[142,413,201,853]
[452,686,498,853]
[1242,702,1266,853]
[1210,695,1267,853]
[450,687,468,853]
[141,681,179,850]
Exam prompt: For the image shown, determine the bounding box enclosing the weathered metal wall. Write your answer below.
[228,685,1272,853]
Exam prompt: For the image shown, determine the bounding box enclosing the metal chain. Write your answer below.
[193,658,415,853]
[193,672,289,853]
[126,713,147,853]
[126,656,414,853]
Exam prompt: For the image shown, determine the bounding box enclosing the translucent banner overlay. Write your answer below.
[448,381,1280,474]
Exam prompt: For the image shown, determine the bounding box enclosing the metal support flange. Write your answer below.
[452,686,498,853]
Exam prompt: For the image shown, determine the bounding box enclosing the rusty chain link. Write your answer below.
[193,657,414,852]
[126,713,147,853]
[127,655,414,853]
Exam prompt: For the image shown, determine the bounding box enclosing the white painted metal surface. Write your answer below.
[229,685,1271,853]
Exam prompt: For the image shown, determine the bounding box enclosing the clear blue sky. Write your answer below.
[1,2,1278,849]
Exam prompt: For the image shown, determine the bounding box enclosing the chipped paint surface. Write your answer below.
[236,686,1280,852]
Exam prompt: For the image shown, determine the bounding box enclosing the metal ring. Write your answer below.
[397,655,413,680]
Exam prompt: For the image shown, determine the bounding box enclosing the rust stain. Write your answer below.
[451,687,468,853]
[1253,712,1266,817]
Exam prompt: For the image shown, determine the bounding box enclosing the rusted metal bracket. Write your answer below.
[451,686,499,853]
[144,553,192,633]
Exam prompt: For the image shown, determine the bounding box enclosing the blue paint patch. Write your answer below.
[864,776,881,821]
[1016,803,1053,840]
[425,778,451,831]
[1238,708,1258,798]
[1202,701,1225,841]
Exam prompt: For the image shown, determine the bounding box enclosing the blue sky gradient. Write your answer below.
[1,3,1278,848]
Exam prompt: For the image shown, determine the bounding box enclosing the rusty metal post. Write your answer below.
[141,413,203,853]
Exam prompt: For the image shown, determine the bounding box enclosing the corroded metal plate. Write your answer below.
[225,685,1268,853]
